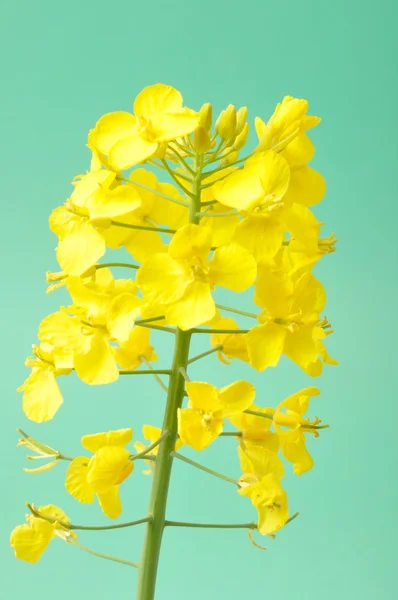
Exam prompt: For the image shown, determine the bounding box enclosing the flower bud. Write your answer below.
[234,122,250,150]
[192,127,213,153]
[235,106,248,135]
[198,103,212,131]
[215,104,237,140]
[220,149,239,166]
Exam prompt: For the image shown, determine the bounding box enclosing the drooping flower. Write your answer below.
[273,387,321,475]
[137,223,257,330]
[89,84,200,170]
[209,316,249,364]
[114,327,158,371]
[18,343,72,423]
[178,380,255,451]
[246,265,336,375]
[10,505,74,563]
[238,441,289,535]
[65,428,134,519]
[229,405,279,451]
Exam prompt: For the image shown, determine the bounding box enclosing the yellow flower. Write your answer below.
[89,83,200,170]
[38,270,142,388]
[209,316,249,364]
[255,96,321,154]
[273,387,321,475]
[214,152,290,263]
[65,428,134,519]
[238,441,288,535]
[49,169,141,276]
[10,505,73,563]
[18,344,72,423]
[134,425,183,474]
[229,405,279,451]
[246,265,336,375]
[137,224,257,330]
[178,380,255,451]
[114,327,158,371]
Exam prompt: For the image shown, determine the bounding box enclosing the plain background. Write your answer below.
[1,1,397,598]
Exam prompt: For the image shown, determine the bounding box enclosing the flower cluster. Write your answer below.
[11,84,337,595]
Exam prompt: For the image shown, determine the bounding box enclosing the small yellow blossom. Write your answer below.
[273,387,321,475]
[209,316,249,364]
[115,327,158,371]
[65,428,133,519]
[229,405,279,451]
[10,505,74,563]
[246,265,336,375]
[89,84,200,170]
[238,441,288,535]
[178,380,255,451]
[137,224,257,330]
[134,425,183,474]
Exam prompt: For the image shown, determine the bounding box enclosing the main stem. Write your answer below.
[136,153,202,600]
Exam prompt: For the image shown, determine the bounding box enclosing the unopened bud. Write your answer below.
[199,103,212,131]
[215,104,237,140]
[192,127,213,153]
[234,122,250,150]
[235,106,248,135]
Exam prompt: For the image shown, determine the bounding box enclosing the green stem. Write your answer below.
[110,220,176,235]
[191,328,249,334]
[71,517,151,531]
[119,370,172,376]
[96,262,139,270]
[187,345,222,364]
[244,408,274,420]
[136,153,203,600]
[167,146,195,175]
[72,540,139,568]
[165,520,256,529]
[215,304,257,319]
[131,432,170,462]
[136,330,192,599]
[196,210,238,218]
[134,322,176,334]
[161,159,195,198]
[135,316,165,325]
[120,176,189,207]
[171,452,238,485]
[219,431,242,437]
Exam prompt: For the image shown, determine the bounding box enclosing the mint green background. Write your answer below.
[1,1,397,598]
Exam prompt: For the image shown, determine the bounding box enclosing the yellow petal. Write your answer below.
[166,281,215,330]
[169,224,212,261]
[56,222,106,276]
[87,446,133,493]
[21,368,63,423]
[257,151,290,201]
[246,323,286,371]
[234,215,284,265]
[238,442,284,480]
[200,203,239,247]
[74,332,119,385]
[96,486,122,519]
[278,430,314,475]
[177,408,223,451]
[185,381,220,411]
[107,293,142,342]
[125,228,166,263]
[10,518,54,563]
[137,253,191,305]
[38,311,84,351]
[90,111,137,155]
[115,327,157,370]
[254,265,293,317]
[81,428,133,452]
[209,242,257,291]
[65,456,95,503]
[134,84,183,119]
[86,184,141,220]
[109,136,158,171]
[257,488,289,534]
[218,380,256,414]
[214,168,264,210]
[154,109,200,140]
[37,505,70,523]
[284,166,326,207]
